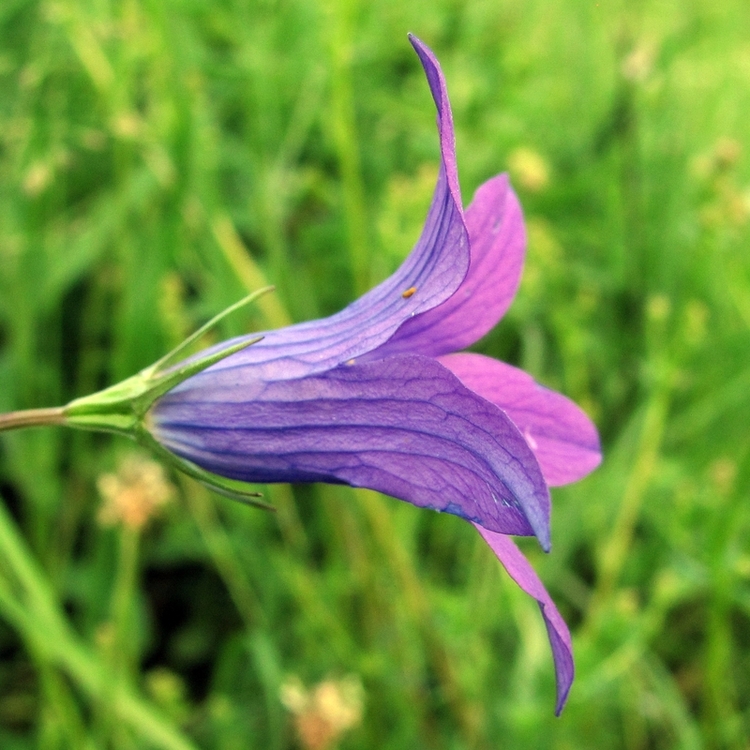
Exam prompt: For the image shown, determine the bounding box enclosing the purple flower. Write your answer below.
[150,35,600,714]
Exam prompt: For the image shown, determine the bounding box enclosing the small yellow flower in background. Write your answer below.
[708,137,742,174]
[280,675,364,750]
[145,667,190,723]
[23,151,70,197]
[97,453,175,531]
[646,294,671,323]
[111,111,144,140]
[693,138,750,228]
[710,458,736,497]
[22,161,53,196]
[682,299,709,348]
[621,44,654,83]
[507,147,550,193]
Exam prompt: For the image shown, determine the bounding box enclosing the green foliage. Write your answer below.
[1,0,749,747]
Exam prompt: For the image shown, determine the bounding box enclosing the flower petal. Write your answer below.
[371,174,526,358]
[473,524,573,716]
[174,35,467,388]
[152,355,551,548]
[440,353,601,486]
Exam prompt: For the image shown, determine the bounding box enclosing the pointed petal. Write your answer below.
[473,524,574,715]
[370,174,525,358]
[440,353,601,486]
[173,35,467,391]
[151,355,551,547]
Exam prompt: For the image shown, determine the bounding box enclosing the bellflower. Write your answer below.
[147,35,601,714]
[0,34,597,714]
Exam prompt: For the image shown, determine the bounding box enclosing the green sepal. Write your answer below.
[2,288,276,511]
[136,428,275,512]
[64,335,263,436]
[64,286,274,436]
[149,286,273,375]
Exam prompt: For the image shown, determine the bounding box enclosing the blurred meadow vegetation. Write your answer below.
[1,0,749,748]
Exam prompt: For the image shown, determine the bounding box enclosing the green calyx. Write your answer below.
[60,287,276,511]
[63,335,264,436]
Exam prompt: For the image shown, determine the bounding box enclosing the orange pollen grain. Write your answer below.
[401,286,417,299]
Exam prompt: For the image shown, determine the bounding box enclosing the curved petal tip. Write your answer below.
[474,525,574,715]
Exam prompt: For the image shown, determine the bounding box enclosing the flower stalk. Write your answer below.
[0,407,66,432]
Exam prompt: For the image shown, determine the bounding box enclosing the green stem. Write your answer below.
[111,527,141,678]
[36,658,93,750]
[0,407,66,432]
[586,390,669,627]
[324,0,370,296]
[0,499,62,627]
[211,214,292,328]
[184,481,261,629]
[0,503,198,750]
[355,488,479,743]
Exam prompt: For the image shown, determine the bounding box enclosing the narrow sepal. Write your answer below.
[150,287,274,375]
[136,428,275,511]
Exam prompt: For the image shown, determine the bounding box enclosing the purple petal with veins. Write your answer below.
[371,173,526,358]
[152,355,551,547]
[440,353,601,486]
[168,34,467,389]
[473,524,574,715]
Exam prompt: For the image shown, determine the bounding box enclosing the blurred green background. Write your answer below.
[1,0,749,748]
